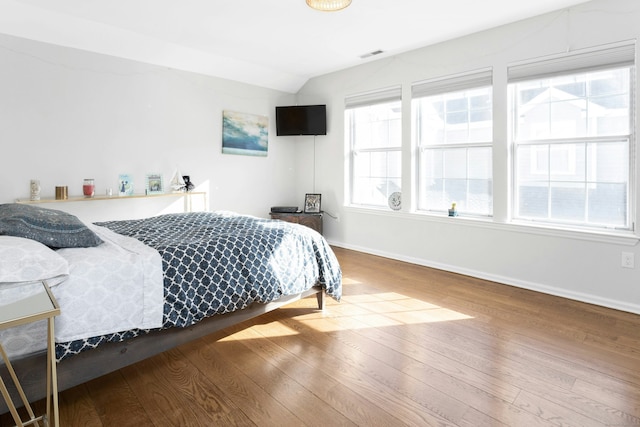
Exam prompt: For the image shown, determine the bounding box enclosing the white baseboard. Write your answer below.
[328,240,640,316]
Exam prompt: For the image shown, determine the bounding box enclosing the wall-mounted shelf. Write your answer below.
[16,191,208,214]
[15,191,207,205]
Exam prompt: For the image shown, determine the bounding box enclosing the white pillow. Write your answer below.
[0,236,69,286]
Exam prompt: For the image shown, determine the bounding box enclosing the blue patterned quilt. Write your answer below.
[55,211,341,360]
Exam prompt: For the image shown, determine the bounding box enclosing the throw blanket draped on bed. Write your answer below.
[55,211,341,360]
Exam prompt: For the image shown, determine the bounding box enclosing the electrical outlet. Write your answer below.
[621,252,635,269]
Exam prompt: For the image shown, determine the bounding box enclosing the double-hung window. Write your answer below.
[346,87,402,209]
[412,69,493,215]
[509,42,635,231]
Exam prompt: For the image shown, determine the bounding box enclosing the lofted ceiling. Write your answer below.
[0,0,591,93]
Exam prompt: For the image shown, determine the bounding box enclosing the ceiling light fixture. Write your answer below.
[306,0,352,12]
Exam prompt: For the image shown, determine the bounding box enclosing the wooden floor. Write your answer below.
[4,247,640,426]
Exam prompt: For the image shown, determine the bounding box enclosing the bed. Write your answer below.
[0,203,342,414]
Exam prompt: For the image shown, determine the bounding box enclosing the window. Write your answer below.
[509,43,634,230]
[346,87,402,209]
[412,69,493,215]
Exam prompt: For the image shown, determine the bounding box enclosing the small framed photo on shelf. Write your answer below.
[146,173,164,195]
[304,193,321,213]
[118,174,134,196]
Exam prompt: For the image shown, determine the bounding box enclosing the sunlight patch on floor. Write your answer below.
[220,322,300,340]
[219,288,474,339]
[299,291,474,332]
[386,308,473,324]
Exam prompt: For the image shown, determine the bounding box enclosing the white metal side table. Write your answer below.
[0,281,60,427]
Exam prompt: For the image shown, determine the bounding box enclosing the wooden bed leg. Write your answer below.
[316,290,325,310]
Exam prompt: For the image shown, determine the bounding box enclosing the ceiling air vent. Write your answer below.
[360,50,384,59]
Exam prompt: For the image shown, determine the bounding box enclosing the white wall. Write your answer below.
[297,0,640,314]
[0,33,299,222]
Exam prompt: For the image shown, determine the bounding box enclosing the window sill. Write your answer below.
[343,206,639,246]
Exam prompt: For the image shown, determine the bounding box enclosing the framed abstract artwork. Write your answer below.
[222,110,268,157]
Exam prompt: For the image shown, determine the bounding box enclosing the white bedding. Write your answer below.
[0,224,163,358]
[54,224,163,342]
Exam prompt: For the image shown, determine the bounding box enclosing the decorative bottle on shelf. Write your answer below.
[83,179,95,198]
[30,179,41,201]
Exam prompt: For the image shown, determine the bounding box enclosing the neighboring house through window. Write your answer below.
[509,42,635,231]
[412,69,493,216]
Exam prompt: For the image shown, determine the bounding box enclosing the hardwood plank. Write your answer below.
[119,357,196,426]
[515,382,640,426]
[321,310,522,403]
[228,323,409,426]
[571,378,640,419]
[178,336,301,427]
[121,349,254,426]
[508,390,599,427]
[85,371,154,426]
[58,384,103,427]
[255,322,451,426]
[514,331,640,386]
[193,329,357,427]
[260,311,469,425]
[271,312,559,427]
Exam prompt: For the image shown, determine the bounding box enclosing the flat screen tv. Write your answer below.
[276,105,327,136]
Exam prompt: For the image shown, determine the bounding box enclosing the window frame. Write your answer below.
[411,68,494,216]
[345,86,403,210]
[341,41,637,242]
[508,42,635,232]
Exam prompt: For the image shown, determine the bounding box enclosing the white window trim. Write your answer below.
[342,41,638,242]
[507,40,635,82]
[345,86,402,209]
[412,68,494,216]
[508,41,636,233]
[345,86,402,109]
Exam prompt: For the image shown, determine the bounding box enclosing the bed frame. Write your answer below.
[0,286,325,415]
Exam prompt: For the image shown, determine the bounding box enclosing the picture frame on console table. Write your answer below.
[304,193,321,213]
